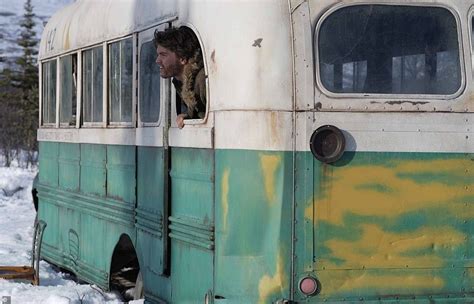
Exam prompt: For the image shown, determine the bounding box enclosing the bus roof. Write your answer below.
[38,0,295,112]
[39,0,178,60]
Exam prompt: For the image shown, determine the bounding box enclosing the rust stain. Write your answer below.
[269,112,281,145]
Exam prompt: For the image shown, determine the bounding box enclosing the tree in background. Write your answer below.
[0,69,21,167]
[0,0,39,167]
[15,0,39,167]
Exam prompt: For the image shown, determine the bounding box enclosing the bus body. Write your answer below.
[37,0,473,303]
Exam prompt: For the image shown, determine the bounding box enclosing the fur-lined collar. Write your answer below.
[181,50,204,115]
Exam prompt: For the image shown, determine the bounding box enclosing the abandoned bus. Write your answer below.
[36,0,473,303]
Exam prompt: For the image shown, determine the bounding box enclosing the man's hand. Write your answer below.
[176,114,187,129]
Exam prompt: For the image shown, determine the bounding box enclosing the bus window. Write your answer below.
[82,46,103,123]
[109,38,133,124]
[318,5,461,95]
[42,59,57,125]
[154,26,206,128]
[59,54,77,126]
[139,40,161,123]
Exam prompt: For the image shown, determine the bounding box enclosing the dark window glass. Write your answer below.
[42,60,57,124]
[109,38,133,123]
[318,5,461,95]
[82,46,103,123]
[139,40,161,123]
[60,54,77,126]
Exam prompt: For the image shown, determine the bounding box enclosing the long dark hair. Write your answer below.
[153,26,201,60]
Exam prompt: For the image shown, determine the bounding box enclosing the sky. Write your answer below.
[0,0,74,69]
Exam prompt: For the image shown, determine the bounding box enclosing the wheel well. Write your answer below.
[109,234,140,299]
[32,173,39,212]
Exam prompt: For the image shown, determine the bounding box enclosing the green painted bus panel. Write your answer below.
[81,213,107,270]
[169,147,214,303]
[137,147,164,212]
[137,231,170,296]
[80,144,106,197]
[39,141,58,187]
[38,142,137,291]
[170,147,213,222]
[214,149,292,304]
[136,146,168,296]
[58,206,80,270]
[294,151,474,302]
[38,197,59,249]
[37,140,473,303]
[58,143,80,191]
[107,145,136,204]
[171,242,213,302]
[294,150,315,280]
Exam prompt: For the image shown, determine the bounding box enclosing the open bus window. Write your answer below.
[154,26,206,128]
[82,46,103,123]
[109,38,133,124]
[42,59,57,125]
[59,54,77,126]
[318,5,461,95]
[139,40,160,123]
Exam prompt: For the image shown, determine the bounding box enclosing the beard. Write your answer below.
[160,62,183,79]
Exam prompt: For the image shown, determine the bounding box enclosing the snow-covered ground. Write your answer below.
[0,165,141,304]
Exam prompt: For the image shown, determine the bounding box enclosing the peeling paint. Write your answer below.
[323,224,464,269]
[468,267,474,278]
[298,154,473,299]
[258,252,284,304]
[259,154,281,204]
[305,159,473,224]
[318,272,445,295]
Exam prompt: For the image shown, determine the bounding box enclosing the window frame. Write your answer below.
[469,6,474,79]
[137,27,165,127]
[58,52,78,128]
[81,43,105,128]
[107,35,136,128]
[40,58,59,128]
[314,2,466,103]
[170,23,209,128]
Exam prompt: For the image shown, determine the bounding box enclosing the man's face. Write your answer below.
[156,45,186,79]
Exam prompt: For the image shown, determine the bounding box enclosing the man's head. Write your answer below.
[154,27,200,80]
